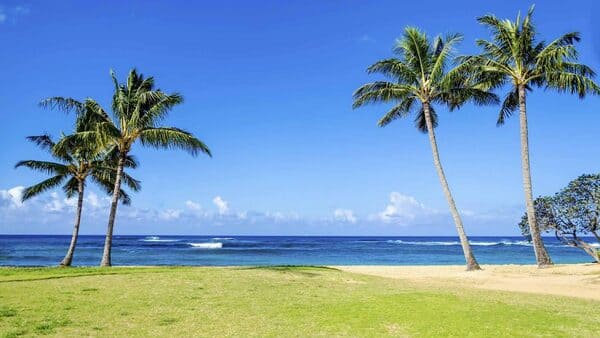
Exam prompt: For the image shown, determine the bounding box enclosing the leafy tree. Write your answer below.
[519,174,600,262]
[353,27,498,271]
[55,69,211,266]
[15,125,139,266]
[466,6,600,267]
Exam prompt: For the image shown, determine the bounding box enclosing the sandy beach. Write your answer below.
[334,264,600,301]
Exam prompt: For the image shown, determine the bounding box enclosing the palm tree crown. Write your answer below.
[16,133,139,204]
[353,27,498,128]
[55,69,211,158]
[465,5,600,124]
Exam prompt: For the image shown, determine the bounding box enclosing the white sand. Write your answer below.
[333,264,600,301]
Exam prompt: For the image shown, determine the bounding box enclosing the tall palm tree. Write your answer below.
[16,131,139,267]
[56,69,211,267]
[353,27,498,271]
[465,6,600,267]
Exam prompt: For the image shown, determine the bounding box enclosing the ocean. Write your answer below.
[1,235,598,266]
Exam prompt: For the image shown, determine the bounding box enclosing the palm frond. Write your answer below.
[394,27,431,81]
[366,58,418,84]
[545,70,600,98]
[415,105,438,133]
[15,160,70,175]
[119,190,132,205]
[137,92,184,128]
[497,87,519,125]
[90,170,137,205]
[21,175,67,201]
[62,177,81,199]
[377,98,416,127]
[139,127,211,157]
[352,82,413,108]
[77,99,112,132]
[25,134,55,150]
[430,33,463,82]
[39,97,84,114]
[120,171,141,192]
[53,131,106,158]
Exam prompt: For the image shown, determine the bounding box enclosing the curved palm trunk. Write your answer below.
[517,85,553,267]
[592,231,600,243]
[423,102,480,271]
[575,241,599,263]
[59,180,84,267]
[100,154,125,267]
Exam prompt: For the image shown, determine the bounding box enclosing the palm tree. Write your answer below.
[465,6,600,267]
[16,131,139,267]
[353,27,498,271]
[56,69,211,267]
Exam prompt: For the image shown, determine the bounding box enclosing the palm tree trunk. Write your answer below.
[592,231,600,243]
[423,102,480,271]
[577,241,599,263]
[59,180,84,267]
[517,85,553,267]
[100,154,125,267]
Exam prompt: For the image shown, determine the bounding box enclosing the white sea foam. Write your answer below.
[387,240,533,246]
[211,237,234,240]
[140,236,179,242]
[189,242,223,249]
[387,240,460,246]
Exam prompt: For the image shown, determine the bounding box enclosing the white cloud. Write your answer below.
[159,209,182,221]
[87,192,102,209]
[212,196,229,215]
[264,211,299,222]
[185,200,202,211]
[333,208,357,223]
[0,186,24,209]
[0,13,6,23]
[42,192,74,213]
[376,192,434,224]
[0,183,521,235]
[43,192,63,212]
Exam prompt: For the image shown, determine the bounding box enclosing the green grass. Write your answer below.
[0,266,598,337]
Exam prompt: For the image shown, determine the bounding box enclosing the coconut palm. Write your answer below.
[56,69,211,267]
[353,27,498,271]
[465,6,600,267]
[16,131,140,267]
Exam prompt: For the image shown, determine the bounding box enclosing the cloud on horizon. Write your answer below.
[333,208,357,223]
[374,192,437,225]
[0,186,522,235]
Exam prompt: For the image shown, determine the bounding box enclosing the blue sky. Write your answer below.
[1,0,599,236]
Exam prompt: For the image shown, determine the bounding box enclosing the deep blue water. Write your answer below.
[0,235,597,266]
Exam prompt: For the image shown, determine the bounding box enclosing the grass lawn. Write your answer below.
[0,266,598,337]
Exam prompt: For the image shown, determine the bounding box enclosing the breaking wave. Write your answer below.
[386,239,533,247]
[140,236,179,243]
[189,242,223,249]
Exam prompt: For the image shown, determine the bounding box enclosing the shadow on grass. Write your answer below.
[0,265,343,282]
[0,267,174,283]
[237,265,341,277]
